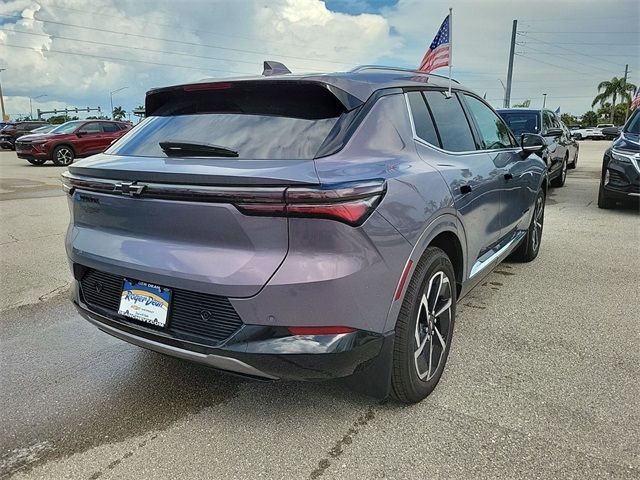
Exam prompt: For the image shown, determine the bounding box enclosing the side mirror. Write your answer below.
[543,127,563,138]
[520,133,546,159]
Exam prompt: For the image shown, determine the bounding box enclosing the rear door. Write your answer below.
[65,82,347,297]
[408,89,503,279]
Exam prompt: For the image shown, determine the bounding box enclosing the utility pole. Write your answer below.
[0,68,6,122]
[622,63,630,123]
[542,93,547,109]
[504,19,517,108]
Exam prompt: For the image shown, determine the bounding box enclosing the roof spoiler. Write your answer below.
[262,61,291,76]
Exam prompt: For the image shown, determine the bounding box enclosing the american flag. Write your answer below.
[418,15,450,73]
[632,87,640,111]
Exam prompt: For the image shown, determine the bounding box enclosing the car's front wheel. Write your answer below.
[52,145,75,166]
[391,247,456,404]
[510,188,545,262]
[26,158,47,166]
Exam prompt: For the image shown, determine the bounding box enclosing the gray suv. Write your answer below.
[63,66,548,403]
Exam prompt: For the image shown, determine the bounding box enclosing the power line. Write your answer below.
[0,42,255,75]
[514,53,593,76]
[0,13,355,67]
[521,30,638,34]
[516,41,617,74]
[517,32,629,69]
[37,1,367,56]
[0,27,323,71]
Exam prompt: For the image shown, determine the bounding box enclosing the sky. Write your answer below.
[0,0,638,120]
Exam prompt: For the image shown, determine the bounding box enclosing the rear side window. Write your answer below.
[102,123,120,132]
[406,91,439,147]
[109,83,346,159]
[498,111,540,137]
[463,95,517,149]
[423,91,476,152]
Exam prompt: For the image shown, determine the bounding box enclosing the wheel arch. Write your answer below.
[383,213,466,332]
[52,143,76,156]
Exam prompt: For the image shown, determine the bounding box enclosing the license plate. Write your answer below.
[118,279,171,327]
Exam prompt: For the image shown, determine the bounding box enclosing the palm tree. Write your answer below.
[112,106,126,121]
[591,77,636,123]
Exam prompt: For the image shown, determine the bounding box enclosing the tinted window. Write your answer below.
[108,115,338,159]
[423,90,476,152]
[464,95,516,149]
[406,91,439,146]
[102,122,119,132]
[81,123,102,134]
[542,111,555,130]
[624,110,639,134]
[498,111,541,137]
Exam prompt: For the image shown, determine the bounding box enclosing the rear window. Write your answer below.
[108,82,346,160]
[498,111,541,137]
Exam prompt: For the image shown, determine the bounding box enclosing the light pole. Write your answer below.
[498,78,507,107]
[110,86,128,120]
[542,93,547,109]
[30,94,47,119]
[0,68,6,121]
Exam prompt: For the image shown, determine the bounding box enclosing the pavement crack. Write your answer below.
[37,283,71,303]
[309,407,376,479]
[86,434,158,480]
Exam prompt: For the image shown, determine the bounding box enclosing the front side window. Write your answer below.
[423,90,476,152]
[463,95,516,150]
[101,123,119,133]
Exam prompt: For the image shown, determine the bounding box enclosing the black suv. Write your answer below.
[497,108,580,187]
[598,109,640,209]
[0,121,49,150]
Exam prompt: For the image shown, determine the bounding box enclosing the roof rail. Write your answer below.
[349,65,460,84]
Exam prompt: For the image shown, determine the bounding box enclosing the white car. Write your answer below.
[572,126,604,140]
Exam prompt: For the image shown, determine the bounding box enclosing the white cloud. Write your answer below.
[0,0,638,119]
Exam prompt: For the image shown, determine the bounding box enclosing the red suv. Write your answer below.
[16,120,132,166]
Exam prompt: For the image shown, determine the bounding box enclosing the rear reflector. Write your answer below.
[394,260,414,301]
[287,326,356,336]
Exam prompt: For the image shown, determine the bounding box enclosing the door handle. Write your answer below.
[460,184,472,194]
[504,173,514,181]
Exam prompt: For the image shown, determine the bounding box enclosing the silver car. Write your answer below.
[63,66,548,403]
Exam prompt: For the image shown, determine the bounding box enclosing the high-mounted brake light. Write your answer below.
[287,326,356,336]
[183,82,233,92]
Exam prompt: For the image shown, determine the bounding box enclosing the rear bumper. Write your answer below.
[73,282,392,384]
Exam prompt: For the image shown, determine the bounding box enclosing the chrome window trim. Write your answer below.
[403,93,521,157]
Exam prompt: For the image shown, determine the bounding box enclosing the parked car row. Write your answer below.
[570,123,618,140]
[497,108,579,188]
[0,121,49,149]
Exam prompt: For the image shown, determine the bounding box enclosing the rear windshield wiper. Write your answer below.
[159,141,238,157]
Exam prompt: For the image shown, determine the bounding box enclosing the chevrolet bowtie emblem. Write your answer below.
[114,182,146,197]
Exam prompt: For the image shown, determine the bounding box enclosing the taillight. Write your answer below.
[287,326,356,335]
[237,180,386,227]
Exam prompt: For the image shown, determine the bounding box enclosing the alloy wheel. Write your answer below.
[56,148,73,165]
[414,270,453,380]
[531,193,544,252]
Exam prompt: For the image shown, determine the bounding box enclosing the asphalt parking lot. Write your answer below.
[0,142,638,479]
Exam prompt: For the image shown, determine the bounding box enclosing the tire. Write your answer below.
[568,149,578,169]
[597,184,615,209]
[550,155,567,187]
[51,145,75,166]
[510,188,545,262]
[26,158,47,166]
[391,247,456,404]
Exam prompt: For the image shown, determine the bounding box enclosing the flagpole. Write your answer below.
[448,7,453,97]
